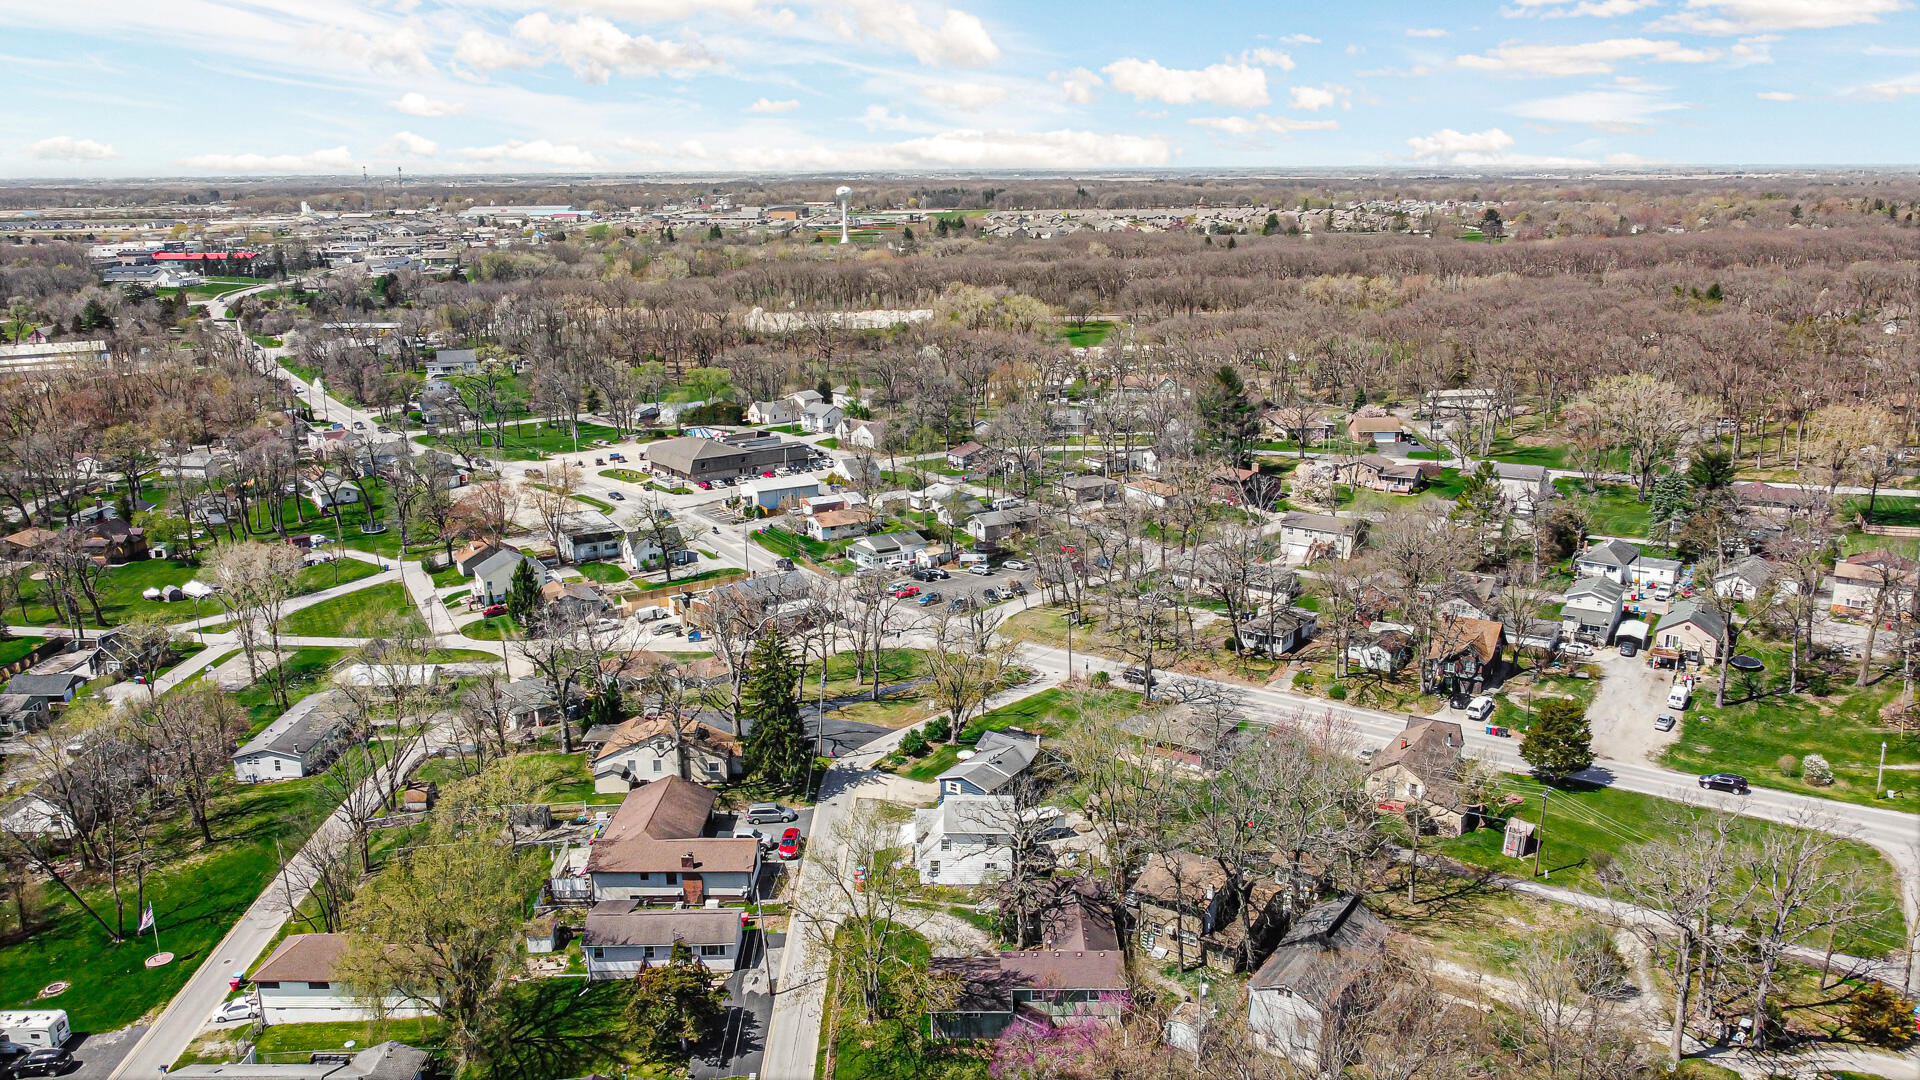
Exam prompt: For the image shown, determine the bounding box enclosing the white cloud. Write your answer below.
[511,14,718,82]
[453,30,534,72]
[676,139,710,158]
[1506,0,1661,16]
[1854,71,1920,98]
[1055,67,1102,103]
[1653,0,1906,33]
[814,0,1000,67]
[1406,127,1516,159]
[454,139,599,167]
[1509,86,1685,128]
[1730,35,1778,63]
[1188,114,1340,135]
[1458,38,1722,75]
[377,131,439,157]
[1102,58,1269,106]
[1756,89,1799,98]
[26,136,118,162]
[859,104,920,130]
[1406,27,1450,36]
[307,25,433,75]
[921,81,1007,108]
[178,146,355,172]
[1287,85,1341,110]
[729,127,1171,171]
[387,91,462,118]
[1276,33,1321,43]
[1240,47,1297,70]
[748,97,801,113]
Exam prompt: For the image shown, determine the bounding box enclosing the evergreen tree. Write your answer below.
[1686,447,1735,493]
[1197,365,1260,467]
[902,226,915,244]
[707,224,723,240]
[586,680,625,730]
[740,634,811,793]
[1262,212,1281,235]
[1451,461,1511,552]
[505,559,540,626]
[623,942,728,1061]
[1647,471,1692,544]
[1520,698,1594,781]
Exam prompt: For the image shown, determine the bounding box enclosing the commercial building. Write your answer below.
[645,432,815,483]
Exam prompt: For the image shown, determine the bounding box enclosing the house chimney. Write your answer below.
[1399,738,1408,749]
[681,852,696,868]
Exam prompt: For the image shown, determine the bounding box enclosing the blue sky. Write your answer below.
[3,0,1917,176]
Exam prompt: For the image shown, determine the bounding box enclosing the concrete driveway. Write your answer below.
[1585,647,1682,765]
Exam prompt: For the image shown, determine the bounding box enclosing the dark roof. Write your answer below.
[582,904,743,948]
[2,672,85,697]
[1579,539,1640,567]
[235,691,348,759]
[252,933,348,983]
[585,777,759,875]
[1247,895,1388,992]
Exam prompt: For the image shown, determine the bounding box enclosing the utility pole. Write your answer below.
[1876,740,1887,795]
[1532,786,1549,878]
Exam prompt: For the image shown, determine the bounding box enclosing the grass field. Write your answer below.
[0,776,330,1033]
[1057,320,1115,347]
[599,468,649,483]
[570,492,615,512]
[1554,478,1651,538]
[1659,643,1917,809]
[574,561,630,584]
[1433,774,1906,956]
[227,646,356,728]
[895,686,1139,781]
[825,922,988,1080]
[9,557,378,629]
[278,581,418,636]
[424,419,623,462]
[0,635,43,669]
[459,614,524,641]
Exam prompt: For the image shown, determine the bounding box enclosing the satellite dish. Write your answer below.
[956,750,976,760]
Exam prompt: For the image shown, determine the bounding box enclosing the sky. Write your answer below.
[3,0,1918,177]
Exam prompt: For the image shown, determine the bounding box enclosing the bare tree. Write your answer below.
[923,605,1021,742]
[1737,809,1873,1050]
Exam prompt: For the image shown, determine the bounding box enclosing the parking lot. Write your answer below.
[885,561,1040,617]
[1586,645,1686,764]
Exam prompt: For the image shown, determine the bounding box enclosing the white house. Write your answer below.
[1277,512,1363,564]
[1574,539,1640,584]
[1830,551,1918,615]
[250,934,435,1024]
[1629,556,1682,589]
[583,904,745,979]
[469,548,541,605]
[556,509,626,564]
[304,475,361,509]
[847,531,928,570]
[591,715,743,792]
[1492,463,1554,516]
[233,692,351,782]
[800,402,843,433]
[1235,606,1319,657]
[905,795,1017,887]
[1248,896,1388,1066]
[585,778,761,904]
[747,399,799,426]
[423,348,479,377]
[936,731,1040,797]
[0,794,74,840]
[1713,555,1777,602]
[835,417,886,450]
[1561,576,1626,644]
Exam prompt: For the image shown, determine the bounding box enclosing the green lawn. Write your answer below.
[629,568,742,593]
[1057,320,1114,347]
[575,561,630,584]
[752,526,844,562]
[0,776,331,1034]
[248,333,283,348]
[459,614,524,641]
[896,686,1140,781]
[429,563,468,588]
[826,923,988,1080]
[816,438,841,450]
[8,557,374,630]
[570,493,615,512]
[0,635,43,669]
[1554,479,1651,538]
[277,357,321,384]
[252,1018,441,1061]
[599,468,649,483]
[227,646,356,728]
[1659,643,1917,810]
[424,420,623,462]
[1433,774,1906,957]
[278,582,418,636]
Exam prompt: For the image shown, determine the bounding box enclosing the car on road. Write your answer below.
[1654,713,1677,732]
[1698,772,1750,794]
[352,421,366,430]
[376,424,391,434]
[917,591,942,605]
[215,997,260,1023]
[778,827,801,860]
[482,603,508,618]
[1002,559,1030,571]
[746,802,797,824]
[1121,667,1157,688]
[605,490,625,501]
[9,1047,75,1076]
[893,585,920,599]
[968,564,993,576]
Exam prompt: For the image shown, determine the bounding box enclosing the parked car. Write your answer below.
[9,1047,74,1076]
[652,621,681,636]
[1654,713,1677,732]
[926,567,951,579]
[911,569,937,581]
[1652,585,1674,602]
[351,420,366,430]
[1465,696,1495,723]
[1009,581,1028,596]
[968,564,993,576]
[1561,641,1596,658]
[1619,639,1639,657]
[607,452,625,462]
[1002,559,1030,571]
[893,585,920,599]
[606,490,625,501]
[1447,692,1473,710]
[746,802,797,824]
[697,481,713,490]
[1698,772,1750,794]
[778,827,801,860]
[215,997,260,1023]
[917,591,942,605]
[761,470,775,478]
[1121,667,1157,688]
[482,603,508,618]
[949,596,973,611]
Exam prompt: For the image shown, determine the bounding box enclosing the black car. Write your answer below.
[10,1047,74,1076]
[1698,772,1750,794]
[911,568,937,581]
[1121,667,1157,688]
[1447,692,1472,710]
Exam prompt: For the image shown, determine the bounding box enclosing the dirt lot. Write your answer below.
[1586,646,1684,764]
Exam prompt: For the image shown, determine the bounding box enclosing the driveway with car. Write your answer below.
[1584,647,1682,764]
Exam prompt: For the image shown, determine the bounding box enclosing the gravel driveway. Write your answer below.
[1586,648,1682,765]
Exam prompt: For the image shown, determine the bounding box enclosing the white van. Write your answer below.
[1667,684,1691,710]
[1465,696,1496,723]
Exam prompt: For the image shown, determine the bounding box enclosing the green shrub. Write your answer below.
[1328,683,1348,701]
[923,716,952,742]
[1292,670,1313,690]
[899,729,929,757]
[1777,754,1800,778]
[1844,982,1916,1048]
[1090,670,1110,687]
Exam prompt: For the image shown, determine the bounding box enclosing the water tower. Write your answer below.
[835,186,852,244]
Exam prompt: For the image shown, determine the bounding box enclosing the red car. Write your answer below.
[761,470,775,478]
[778,827,801,860]
[893,585,919,598]
[482,603,507,617]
